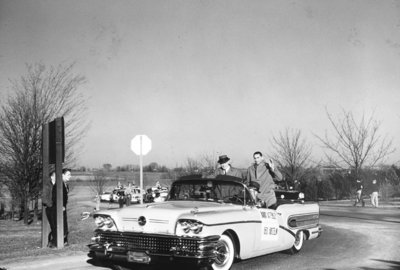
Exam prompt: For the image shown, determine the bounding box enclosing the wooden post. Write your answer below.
[41,123,50,248]
[140,135,143,204]
[55,117,64,248]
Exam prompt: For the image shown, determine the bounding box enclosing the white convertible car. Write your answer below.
[88,175,322,270]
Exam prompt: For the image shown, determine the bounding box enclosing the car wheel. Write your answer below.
[212,234,235,270]
[288,230,304,254]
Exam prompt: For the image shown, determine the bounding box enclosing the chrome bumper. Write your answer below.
[89,230,219,264]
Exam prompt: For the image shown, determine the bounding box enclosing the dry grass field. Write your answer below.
[0,172,173,263]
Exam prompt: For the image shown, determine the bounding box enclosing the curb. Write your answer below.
[0,253,89,270]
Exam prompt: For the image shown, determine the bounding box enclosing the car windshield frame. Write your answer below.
[167,178,256,206]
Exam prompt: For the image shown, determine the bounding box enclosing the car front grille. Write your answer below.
[94,230,219,258]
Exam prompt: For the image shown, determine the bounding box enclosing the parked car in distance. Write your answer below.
[152,186,169,202]
[99,189,125,203]
[88,175,321,270]
[100,187,148,204]
[99,191,113,202]
[129,187,146,203]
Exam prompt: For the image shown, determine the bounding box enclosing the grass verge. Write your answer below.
[0,199,101,264]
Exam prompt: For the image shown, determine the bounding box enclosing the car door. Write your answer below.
[255,208,281,252]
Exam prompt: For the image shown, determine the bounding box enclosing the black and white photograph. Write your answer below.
[0,1,399,270]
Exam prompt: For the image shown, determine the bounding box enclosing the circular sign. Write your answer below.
[131,135,152,155]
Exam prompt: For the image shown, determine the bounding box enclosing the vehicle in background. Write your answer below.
[99,187,146,204]
[144,185,169,203]
[130,187,146,203]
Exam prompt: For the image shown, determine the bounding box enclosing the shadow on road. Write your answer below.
[322,259,400,270]
[86,257,208,270]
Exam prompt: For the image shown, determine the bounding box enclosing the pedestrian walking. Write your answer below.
[371,179,379,207]
[353,179,365,207]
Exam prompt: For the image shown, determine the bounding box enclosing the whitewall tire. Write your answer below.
[212,234,235,270]
[288,230,304,254]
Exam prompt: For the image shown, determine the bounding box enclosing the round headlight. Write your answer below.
[95,216,104,227]
[191,223,203,234]
[298,192,305,199]
[104,217,114,228]
[180,221,190,233]
[178,220,204,234]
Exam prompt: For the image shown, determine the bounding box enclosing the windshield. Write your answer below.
[168,179,255,205]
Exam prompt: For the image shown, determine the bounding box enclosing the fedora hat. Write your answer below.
[217,155,230,164]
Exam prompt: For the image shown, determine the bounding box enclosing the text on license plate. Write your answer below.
[127,251,151,264]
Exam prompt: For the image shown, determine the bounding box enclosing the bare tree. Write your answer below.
[175,153,217,178]
[88,171,110,210]
[270,128,314,185]
[199,153,217,177]
[0,62,89,224]
[315,108,395,179]
[185,157,202,175]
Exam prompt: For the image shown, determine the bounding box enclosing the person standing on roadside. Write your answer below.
[118,189,125,208]
[43,171,56,248]
[125,183,132,206]
[61,168,71,245]
[353,179,365,207]
[52,168,71,246]
[245,151,283,208]
[214,155,244,180]
[371,179,379,207]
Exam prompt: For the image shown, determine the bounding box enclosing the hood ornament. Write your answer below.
[190,207,199,215]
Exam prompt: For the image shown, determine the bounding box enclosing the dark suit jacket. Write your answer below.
[52,181,69,207]
[215,166,244,180]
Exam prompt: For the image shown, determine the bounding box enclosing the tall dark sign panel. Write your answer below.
[49,117,65,164]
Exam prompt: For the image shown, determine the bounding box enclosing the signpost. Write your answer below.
[130,135,152,204]
[42,117,65,249]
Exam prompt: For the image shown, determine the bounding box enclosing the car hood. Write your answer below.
[100,200,240,234]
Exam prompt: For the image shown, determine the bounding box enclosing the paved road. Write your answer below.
[2,206,399,270]
[231,206,400,270]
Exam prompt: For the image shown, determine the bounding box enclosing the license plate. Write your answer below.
[127,251,151,264]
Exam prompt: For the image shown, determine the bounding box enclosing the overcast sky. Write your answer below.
[0,0,399,169]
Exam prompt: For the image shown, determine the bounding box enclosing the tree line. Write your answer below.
[0,62,398,224]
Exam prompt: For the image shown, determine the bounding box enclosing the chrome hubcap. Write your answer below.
[295,232,302,247]
[215,241,229,265]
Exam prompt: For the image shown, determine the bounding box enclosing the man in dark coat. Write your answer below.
[43,171,56,247]
[214,155,244,180]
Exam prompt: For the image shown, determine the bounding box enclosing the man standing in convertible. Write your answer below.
[214,154,244,180]
[246,151,283,208]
